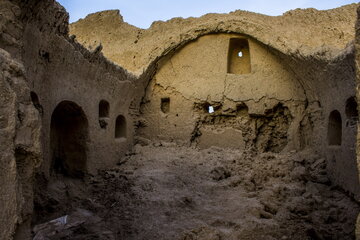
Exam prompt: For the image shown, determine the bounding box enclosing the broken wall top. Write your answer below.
[15,0,136,82]
[70,4,359,75]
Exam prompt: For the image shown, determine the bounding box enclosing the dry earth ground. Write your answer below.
[33,143,360,240]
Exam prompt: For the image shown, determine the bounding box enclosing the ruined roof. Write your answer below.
[70,4,359,75]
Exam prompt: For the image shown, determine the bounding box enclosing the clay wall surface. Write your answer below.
[70,5,359,75]
[0,0,360,239]
[285,47,359,197]
[355,5,360,239]
[138,33,306,153]
[19,0,137,176]
[321,53,358,198]
[0,0,42,239]
[0,0,137,238]
[137,32,359,198]
[357,2,360,191]
[71,4,360,198]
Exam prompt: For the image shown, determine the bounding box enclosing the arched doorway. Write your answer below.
[50,101,88,178]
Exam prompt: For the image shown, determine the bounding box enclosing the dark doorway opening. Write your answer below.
[50,101,89,178]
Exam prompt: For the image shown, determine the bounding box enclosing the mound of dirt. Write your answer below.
[33,143,359,239]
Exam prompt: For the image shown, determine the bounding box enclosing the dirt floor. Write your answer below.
[32,143,360,240]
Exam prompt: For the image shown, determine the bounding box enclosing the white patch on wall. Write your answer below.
[208,106,214,113]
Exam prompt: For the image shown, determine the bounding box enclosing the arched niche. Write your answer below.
[99,100,110,118]
[328,110,342,146]
[99,100,110,129]
[115,115,127,139]
[345,97,358,121]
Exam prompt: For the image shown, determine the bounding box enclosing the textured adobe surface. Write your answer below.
[71,4,360,199]
[70,5,358,74]
[0,0,136,238]
[1,1,360,239]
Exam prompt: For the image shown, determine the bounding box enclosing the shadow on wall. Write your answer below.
[50,101,89,178]
[30,91,43,115]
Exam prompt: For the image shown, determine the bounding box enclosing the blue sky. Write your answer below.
[57,0,358,29]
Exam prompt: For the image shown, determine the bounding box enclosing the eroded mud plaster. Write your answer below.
[1,0,360,239]
[0,0,136,238]
[137,34,308,153]
[70,10,360,201]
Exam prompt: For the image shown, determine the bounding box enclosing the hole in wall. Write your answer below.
[50,101,88,178]
[39,49,50,62]
[208,106,215,113]
[345,97,358,127]
[327,110,342,146]
[193,102,221,114]
[161,97,170,113]
[236,103,249,115]
[227,38,251,74]
[115,115,127,139]
[99,100,110,118]
[99,100,110,129]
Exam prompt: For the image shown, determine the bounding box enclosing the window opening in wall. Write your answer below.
[99,100,110,118]
[115,115,127,139]
[345,97,358,127]
[99,100,110,129]
[227,38,251,74]
[208,106,215,113]
[328,110,342,146]
[161,98,170,113]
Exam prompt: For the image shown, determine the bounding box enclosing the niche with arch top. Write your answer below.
[345,97,358,125]
[99,100,110,129]
[99,100,110,118]
[115,115,127,139]
[327,110,342,146]
[50,101,88,178]
[227,38,251,74]
[236,103,249,115]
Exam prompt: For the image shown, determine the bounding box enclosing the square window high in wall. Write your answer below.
[227,38,251,74]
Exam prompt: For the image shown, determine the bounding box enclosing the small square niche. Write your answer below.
[161,98,170,113]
